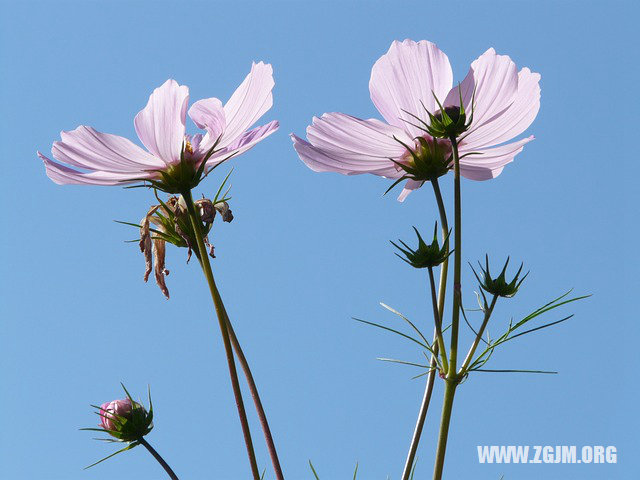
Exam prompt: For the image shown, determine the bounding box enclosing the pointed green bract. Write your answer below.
[421,86,475,140]
[387,135,452,191]
[391,223,452,269]
[471,255,529,298]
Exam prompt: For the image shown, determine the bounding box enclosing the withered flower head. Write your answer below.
[132,190,233,299]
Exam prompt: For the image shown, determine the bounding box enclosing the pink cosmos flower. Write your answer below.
[291,40,540,201]
[99,398,133,431]
[39,62,278,187]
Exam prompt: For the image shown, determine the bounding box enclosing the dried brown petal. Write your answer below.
[195,198,216,223]
[139,205,160,282]
[152,236,170,299]
[214,201,233,223]
[204,236,215,258]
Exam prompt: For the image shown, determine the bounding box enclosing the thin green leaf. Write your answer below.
[79,428,111,433]
[508,315,574,340]
[377,358,430,368]
[213,168,234,202]
[309,460,321,480]
[379,302,430,346]
[471,368,558,374]
[352,317,429,350]
[84,442,139,469]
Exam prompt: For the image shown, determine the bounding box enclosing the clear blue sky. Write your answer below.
[1,1,638,479]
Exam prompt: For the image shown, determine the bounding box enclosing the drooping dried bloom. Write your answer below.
[139,204,170,298]
[38,63,278,192]
[291,40,540,201]
[137,193,233,298]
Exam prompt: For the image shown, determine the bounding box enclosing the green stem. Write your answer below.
[139,438,180,480]
[431,138,462,480]
[431,178,450,325]
[400,178,450,480]
[431,379,457,480]
[428,267,448,373]
[401,341,438,480]
[459,295,498,375]
[182,190,260,480]
[225,319,285,480]
[448,137,462,377]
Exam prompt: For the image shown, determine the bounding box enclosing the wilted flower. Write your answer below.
[292,39,540,201]
[136,192,233,298]
[38,63,278,192]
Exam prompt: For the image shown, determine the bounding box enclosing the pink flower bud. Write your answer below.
[99,398,133,431]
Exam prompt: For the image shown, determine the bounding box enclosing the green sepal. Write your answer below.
[471,255,529,298]
[391,223,452,269]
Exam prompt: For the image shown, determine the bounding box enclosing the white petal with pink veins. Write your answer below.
[370,39,453,138]
[134,79,189,165]
[459,136,533,181]
[207,120,279,168]
[461,68,540,150]
[39,152,154,186]
[188,97,227,153]
[306,112,410,164]
[52,126,163,173]
[291,135,401,178]
[221,62,275,149]
[445,48,519,138]
[397,179,424,202]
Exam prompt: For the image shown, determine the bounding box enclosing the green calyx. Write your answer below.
[385,136,451,196]
[87,384,154,443]
[391,223,452,269]
[471,255,529,298]
[124,137,234,194]
[425,87,474,140]
[395,136,451,180]
[104,401,153,443]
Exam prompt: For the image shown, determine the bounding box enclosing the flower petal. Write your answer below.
[134,79,189,164]
[458,136,533,181]
[221,62,275,149]
[188,98,226,153]
[38,152,153,185]
[50,126,163,174]
[370,39,453,137]
[445,48,519,140]
[461,67,540,149]
[397,179,424,202]
[293,112,410,176]
[207,120,279,168]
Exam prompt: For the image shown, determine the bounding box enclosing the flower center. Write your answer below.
[184,140,194,155]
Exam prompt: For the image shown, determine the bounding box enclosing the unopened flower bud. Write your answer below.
[391,223,452,269]
[471,255,529,298]
[98,396,153,442]
[426,87,474,139]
